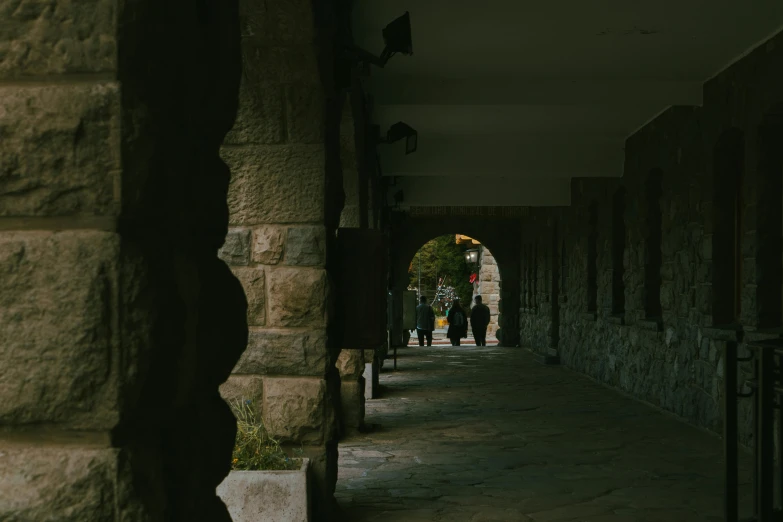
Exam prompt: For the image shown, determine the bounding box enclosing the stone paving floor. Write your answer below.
[335,345,753,521]
[407,329,499,347]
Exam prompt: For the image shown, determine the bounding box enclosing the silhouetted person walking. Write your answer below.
[415,295,435,346]
[447,299,467,346]
[470,295,490,346]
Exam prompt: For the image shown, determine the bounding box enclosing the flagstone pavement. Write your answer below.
[335,345,752,521]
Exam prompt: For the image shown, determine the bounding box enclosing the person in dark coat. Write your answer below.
[415,295,435,346]
[470,295,491,346]
[447,299,467,346]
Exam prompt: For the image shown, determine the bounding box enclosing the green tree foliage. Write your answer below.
[408,235,474,309]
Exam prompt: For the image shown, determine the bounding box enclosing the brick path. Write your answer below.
[335,346,752,521]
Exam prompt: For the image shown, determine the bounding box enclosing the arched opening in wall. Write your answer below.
[521,245,528,308]
[645,170,663,320]
[405,234,502,346]
[532,242,539,310]
[756,108,783,328]
[712,128,745,325]
[587,202,599,313]
[612,187,627,316]
[551,224,561,348]
[543,241,551,305]
[525,245,531,308]
[560,240,568,302]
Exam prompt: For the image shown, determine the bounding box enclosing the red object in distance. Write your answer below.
[469,273,477,284]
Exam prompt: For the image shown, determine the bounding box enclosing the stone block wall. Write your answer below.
[475,246,501,335]
[336,129,371,426]
[217,0,350,518]
[336,349,366,432]
[520,211,562,358]
[339,100,375,229]
[518,29,783,443]
[335,82,381,423]
[1,0,247,520]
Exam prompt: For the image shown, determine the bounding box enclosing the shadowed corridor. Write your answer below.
[336,346,751,522]
[4,0,783,519]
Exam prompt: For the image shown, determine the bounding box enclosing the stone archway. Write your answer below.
[403,234,503,345]
[464,238,503,337]
[389,212,521,348]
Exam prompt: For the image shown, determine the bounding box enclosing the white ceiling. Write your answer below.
[352,0,783,206]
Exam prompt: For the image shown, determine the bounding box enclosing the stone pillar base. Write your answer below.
[336,349,366,435]
[293,442,338,522]
[363,349,380,399]
[340,378,366,433]
[533,348,560,365]
[534,353,561,365]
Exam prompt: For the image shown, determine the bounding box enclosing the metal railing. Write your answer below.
[724,338,783,522]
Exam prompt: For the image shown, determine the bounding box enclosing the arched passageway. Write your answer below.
[388,211,522,349]
[404,234,502,346]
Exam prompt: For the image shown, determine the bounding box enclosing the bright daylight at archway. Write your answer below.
[403,234,501,347]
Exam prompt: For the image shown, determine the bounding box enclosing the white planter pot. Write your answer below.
[217,458,310,522]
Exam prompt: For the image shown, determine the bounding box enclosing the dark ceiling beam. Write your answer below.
[390,176,572,206]
[369,77,704,106]
[371,103,673,135]
[378,135,625,178]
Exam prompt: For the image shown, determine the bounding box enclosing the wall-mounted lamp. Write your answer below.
[374,122,418,155]
[346,12,413,69]
[464,249,479,264]
[387,122,418,154]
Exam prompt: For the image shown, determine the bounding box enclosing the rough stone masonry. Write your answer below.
[1,0,248,520]
[217,0,358,519]
[520,30,783,446]
[475,246,501,336]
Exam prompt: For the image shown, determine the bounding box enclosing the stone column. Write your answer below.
[500,262,521,348]
[340,103,362,228]
[336,350,366,433]
[335,104,368,433]
[476,247,502,335]
[1,0,246,520]
[218,0,339,518]
[364,348,382,398]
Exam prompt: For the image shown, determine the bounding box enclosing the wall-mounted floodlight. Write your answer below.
[347,12,413,68]
[375,122,418,155]
[387,122,417,154]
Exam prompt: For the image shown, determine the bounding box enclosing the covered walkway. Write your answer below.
[336,346,751,521]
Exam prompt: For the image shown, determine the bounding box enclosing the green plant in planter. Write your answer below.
[229,399,301,471]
